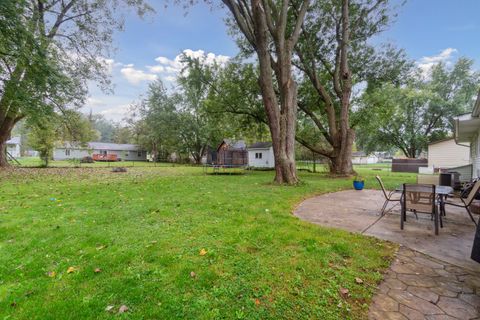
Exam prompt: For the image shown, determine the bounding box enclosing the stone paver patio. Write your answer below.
[293,189,480,319]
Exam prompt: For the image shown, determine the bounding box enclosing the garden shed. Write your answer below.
[216,139,248,167]
[247,142,275,168]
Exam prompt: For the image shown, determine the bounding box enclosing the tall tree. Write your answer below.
[293,0,403,175]
[134,81,181,161]
[356,58,480,157]
[27,110,97,166]
[0,0,152,167]
[222,0,310,184]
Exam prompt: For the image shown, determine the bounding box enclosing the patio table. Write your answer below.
[396,185,453,216]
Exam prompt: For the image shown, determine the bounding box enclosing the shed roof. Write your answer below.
[219,139,246,150]
[352,151,367,157]
[88,142,142,151]
[248,142,272,149]
[6,136,21,145]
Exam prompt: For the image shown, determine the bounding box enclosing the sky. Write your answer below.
[86,0,480,122]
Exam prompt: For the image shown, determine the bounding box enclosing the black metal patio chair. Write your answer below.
[375,175,401,216]
[444,179,480,226]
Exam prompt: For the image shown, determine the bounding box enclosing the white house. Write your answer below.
[351,151,379,165]
[454,91,480,178]
[54,142,147,161]
[427,138,470,170]
[247,142,275,168]
[6,136,21,158]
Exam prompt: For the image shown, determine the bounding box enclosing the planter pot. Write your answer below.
[353,180,364,190]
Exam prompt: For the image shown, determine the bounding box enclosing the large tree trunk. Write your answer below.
[0,140,8,167]
[329,129,355,175]
[329,0,354,177]
[253,0,299,184]
[0,116,17,168]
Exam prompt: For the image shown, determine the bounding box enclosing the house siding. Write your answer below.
[352,156,378,165]
[428,139,470,169]
[53,146,147,161]
[472,128,480,178]
[53,148,90,160]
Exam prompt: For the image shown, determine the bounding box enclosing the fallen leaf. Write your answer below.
[339,287,349,297]
[355,277,364,284]
[67,266,77,274]
[118,305,129,313]
[96,245,106,250]
[190,271,196,278]
[94,268,102,273]
[199,248,207,256]
[254,298,261,306]
[105,305,114,312]
[47,271,56,278]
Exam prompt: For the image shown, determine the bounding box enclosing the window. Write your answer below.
[100,150,107,155]
[255,152,262,159]
[125,151,129,157]
[65,149,70,156]
[137,151,142,157]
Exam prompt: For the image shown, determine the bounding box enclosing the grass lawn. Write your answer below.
[0,166,415,319]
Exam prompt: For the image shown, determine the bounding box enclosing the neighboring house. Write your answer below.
[427,138,470,170]
[54,142,147,161]
[351,151,379,165]
[454,91,480,178]
[6,136,21,158]
[216,139,248,166]
[247,142,275,168]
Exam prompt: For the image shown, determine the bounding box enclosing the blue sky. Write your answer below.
[86,0,480,121]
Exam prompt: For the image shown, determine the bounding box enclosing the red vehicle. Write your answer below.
[93,154,119,162]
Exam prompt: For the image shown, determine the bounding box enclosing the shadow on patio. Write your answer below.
[294,189,480,319]
[294,189,479,272]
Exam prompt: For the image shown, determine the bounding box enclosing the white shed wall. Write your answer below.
[427,139,470,169]
[248,147,275,168]
[6,144,20,158]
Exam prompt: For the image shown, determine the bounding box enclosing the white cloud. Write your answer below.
[417,48,457,76]
[155,56,177,66]
[147,65,165,73]
[120,65,158,85]
[86,97,105,107]
[164,76,176,82]
[149,49,230,78]
[99,104,131,118]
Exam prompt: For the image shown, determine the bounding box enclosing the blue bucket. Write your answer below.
[353,180,364,190]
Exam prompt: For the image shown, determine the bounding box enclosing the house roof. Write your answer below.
[88,142,142,151]
[352,151,367,157]
[455,90,480,143]
[57,141,143,151]
[6,136,20,145]
[428,137,455,146]
[248,142,272,149]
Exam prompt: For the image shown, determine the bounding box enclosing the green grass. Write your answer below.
[0,166,415,319]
